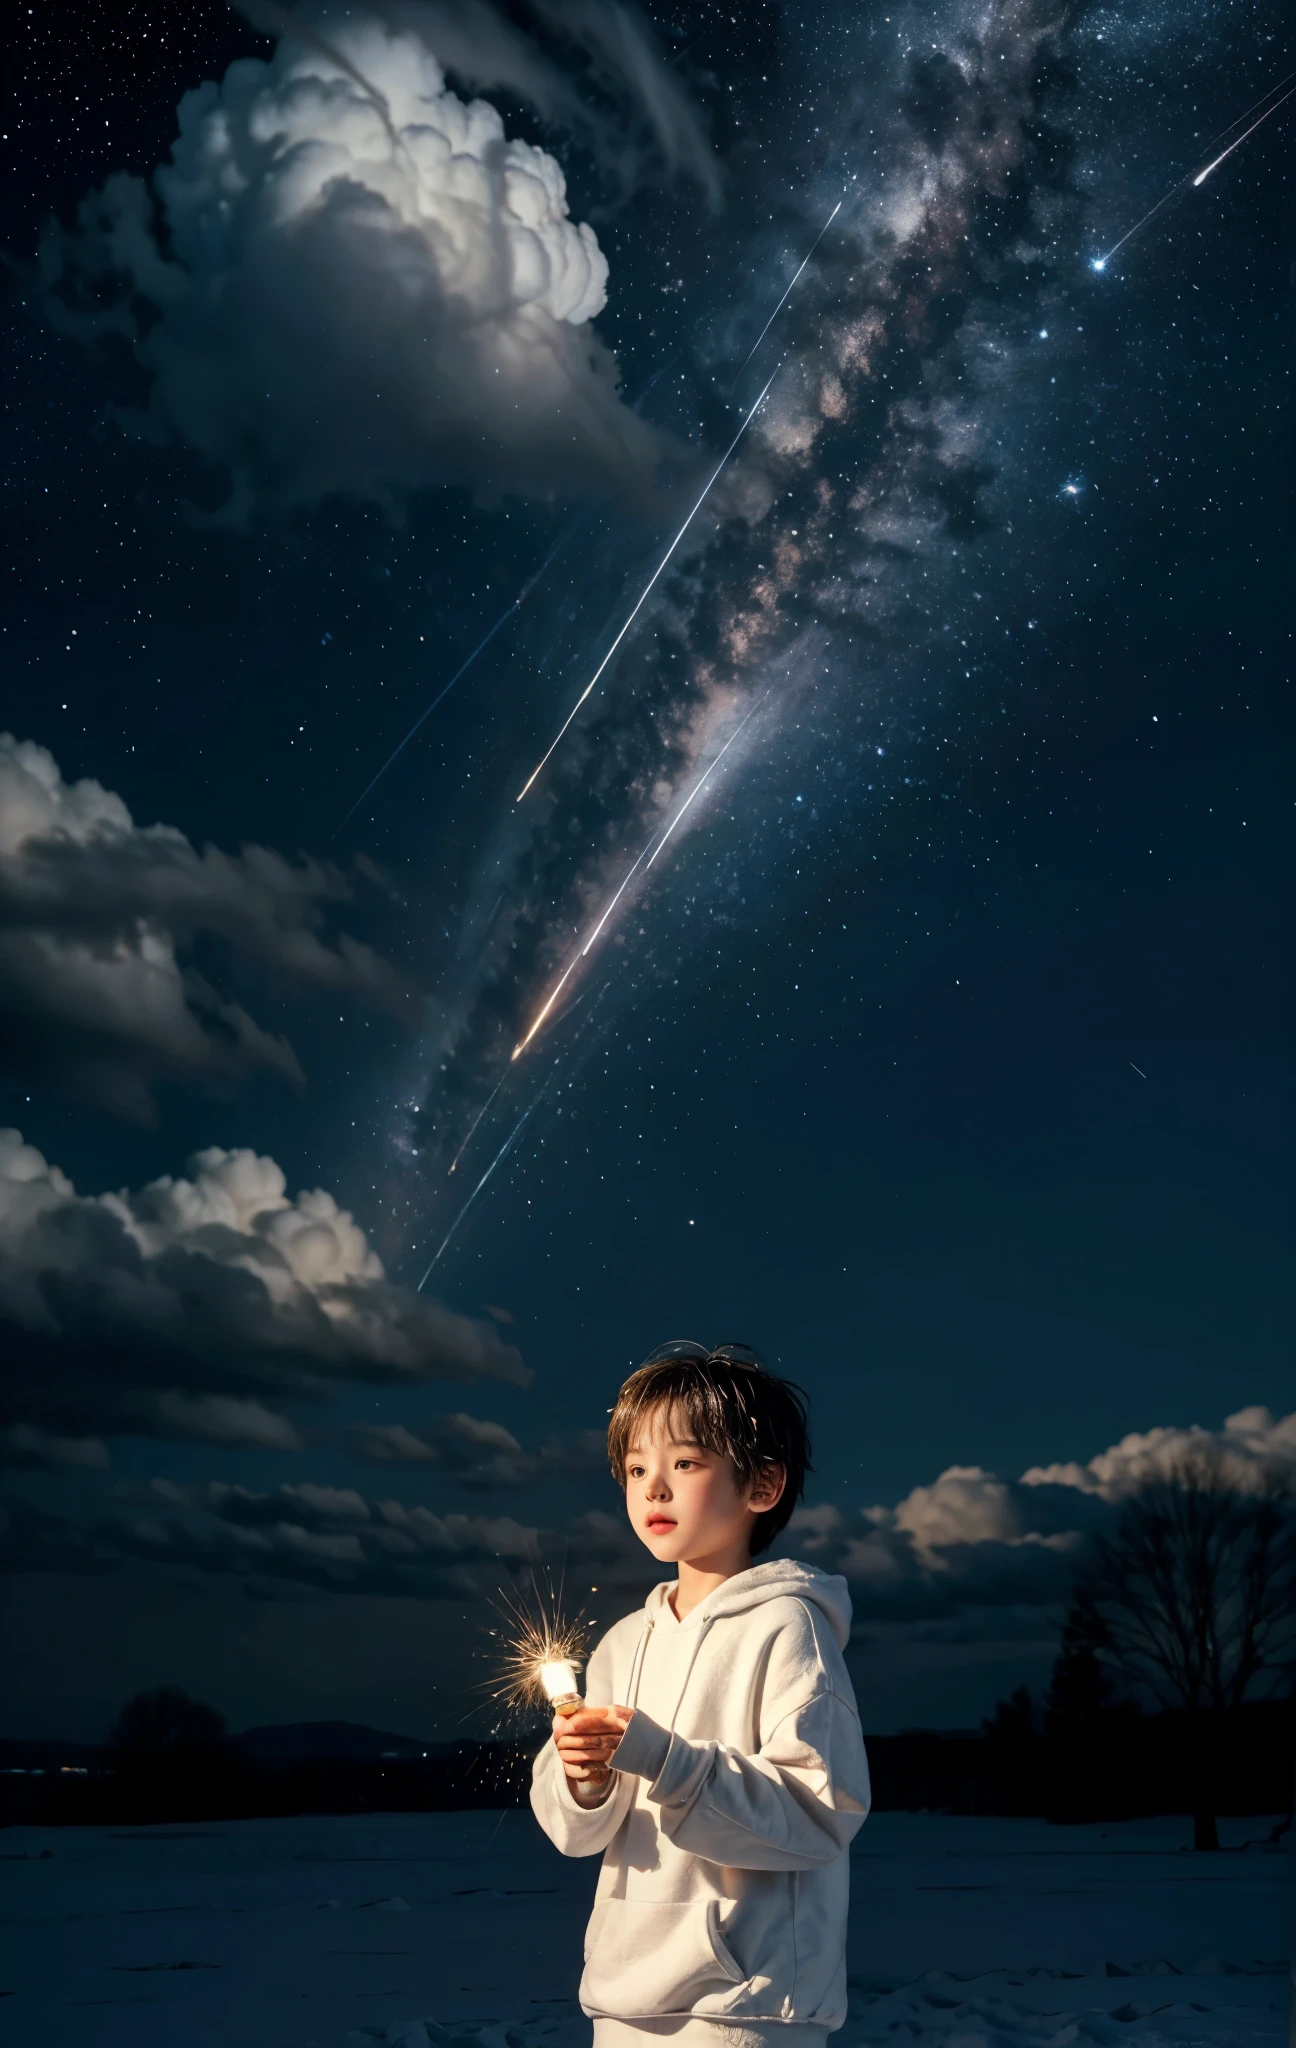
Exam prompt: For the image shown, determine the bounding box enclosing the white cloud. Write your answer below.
[0,734,407,1120]
[42,18,675,517]
[0,1128,529,1460]
[791,1407,1296,1622]
[1021,1406,1296,1497]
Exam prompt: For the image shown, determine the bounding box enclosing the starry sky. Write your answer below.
[1,0,1291,1744]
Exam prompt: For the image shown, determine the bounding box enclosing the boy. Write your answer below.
[531,1342,870,2048]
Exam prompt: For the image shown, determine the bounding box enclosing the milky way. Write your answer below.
[407,0,1090,1217]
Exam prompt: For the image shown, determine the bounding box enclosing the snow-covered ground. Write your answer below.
[0,1810,1287,2048]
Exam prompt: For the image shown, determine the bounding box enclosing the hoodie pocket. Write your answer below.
[581,1898,744,2016]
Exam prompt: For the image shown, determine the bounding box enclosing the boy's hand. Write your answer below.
[553,1704,633,1798]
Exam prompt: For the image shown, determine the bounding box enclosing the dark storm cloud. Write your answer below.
[0,1128,529,1467]
[0,1423,109,1472]
[352,1410,606,1487]
[0,1475,559,1600]
[413,0,1094,1153]
[0,735,408,1122]
[39,13,699,520]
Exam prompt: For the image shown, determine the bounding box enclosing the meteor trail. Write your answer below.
[513,696,765,1061]
[447,1074,507,1174]
[418,1109,530,1283]
[735,200,842,375]
[332,364,676,839]
[1192,81,1295,185]
[332,529,571,838]
[515,371,779,804]
[1091,71,1296,270]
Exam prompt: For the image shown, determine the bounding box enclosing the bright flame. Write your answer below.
[540,1658,581,1703]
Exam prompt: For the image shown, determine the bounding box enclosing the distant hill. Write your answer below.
[231,1720,442,1762]
[0,1737,101,1773]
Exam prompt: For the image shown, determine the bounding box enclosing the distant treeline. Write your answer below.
[3,1693,1290,1829]
[870,1694,1293,1822]
[0,1735,531,1828]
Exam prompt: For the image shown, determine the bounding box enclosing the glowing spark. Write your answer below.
[483,1582,593,1719]
[735,199,843,375]
[515,372,779,803]
[1192,82,1295,184]
[513,699,764,1061]
[418,1110,529,1283]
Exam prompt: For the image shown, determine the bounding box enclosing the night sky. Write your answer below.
[1,0,1291,1745]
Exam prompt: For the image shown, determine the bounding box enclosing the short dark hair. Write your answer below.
[607,1341,811,1556]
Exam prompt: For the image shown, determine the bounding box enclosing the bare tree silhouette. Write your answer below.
[1069,1450,1295,1848]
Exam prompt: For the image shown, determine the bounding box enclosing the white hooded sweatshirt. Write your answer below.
[530,1561,870,2039]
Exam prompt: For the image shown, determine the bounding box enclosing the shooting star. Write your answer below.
[1130,1063,1147,1079]
[735,199,842,376]
[332,365,677,838]
[515,372,779,804]
[513,696,765,1061]
[418,1109,531,1283]
[1091,70,1296,271]
[332,529,572,838]
[448,1073,507,1174]
[1192,80,1295,185]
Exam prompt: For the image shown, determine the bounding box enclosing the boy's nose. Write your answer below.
[647,1475,672,1500]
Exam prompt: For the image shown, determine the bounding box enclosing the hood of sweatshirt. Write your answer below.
[643,1559,852,1650]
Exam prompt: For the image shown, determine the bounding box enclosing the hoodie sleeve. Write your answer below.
[608,1600,870,1871]
[530,1624,636,1858]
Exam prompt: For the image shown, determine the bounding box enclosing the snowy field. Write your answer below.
[0,1810,1288,2048]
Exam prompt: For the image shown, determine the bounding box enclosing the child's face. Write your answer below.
[622,1403,782,1569]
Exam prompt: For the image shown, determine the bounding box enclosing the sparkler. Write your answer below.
[515,372,779,804]
[512,696,764,1062]
[484,1584,609,1784]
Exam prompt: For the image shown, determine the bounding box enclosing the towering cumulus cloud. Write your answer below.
[40,17,667,515]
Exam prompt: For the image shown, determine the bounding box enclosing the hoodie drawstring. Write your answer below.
[667,1615,711,1733]
[626,1618,652,1709]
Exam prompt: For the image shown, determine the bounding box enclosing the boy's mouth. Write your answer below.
[646,1515,677,1534]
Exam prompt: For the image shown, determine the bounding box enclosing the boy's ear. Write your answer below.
[748,1461,787,1515]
